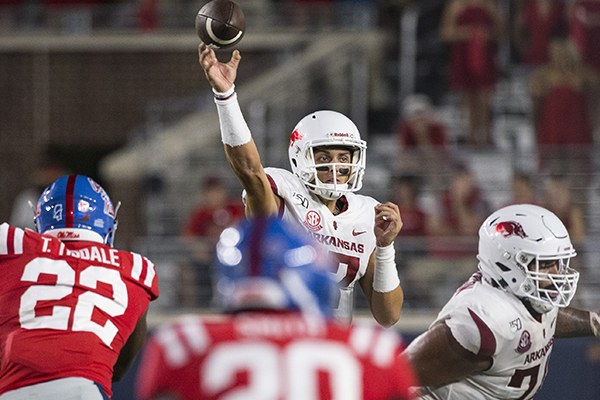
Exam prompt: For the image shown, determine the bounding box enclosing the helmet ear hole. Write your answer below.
[291,159,297,168]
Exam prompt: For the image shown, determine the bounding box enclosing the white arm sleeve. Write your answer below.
[213,85,252,147]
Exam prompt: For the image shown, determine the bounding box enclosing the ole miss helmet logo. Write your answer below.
[495,221,528,239]
[289,129,304,147]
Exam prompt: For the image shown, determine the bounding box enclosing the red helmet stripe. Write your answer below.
[65,175,77,228]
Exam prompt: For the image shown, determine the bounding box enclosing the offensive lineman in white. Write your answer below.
[404,204,600,399]
[197,44,404,327]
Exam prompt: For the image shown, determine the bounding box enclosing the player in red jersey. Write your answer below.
[0,175,159,399]
[135,217,416,400]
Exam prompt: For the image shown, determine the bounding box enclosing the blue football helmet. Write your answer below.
[214,217,336,317]
[35,175,118,246]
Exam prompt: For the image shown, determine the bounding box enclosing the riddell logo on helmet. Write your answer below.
[330,132,350,138]
[495,221,528,239]
[289,129,304,147]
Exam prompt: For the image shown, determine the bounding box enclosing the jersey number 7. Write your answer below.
[330,252,360,286]
[508,358,550,400]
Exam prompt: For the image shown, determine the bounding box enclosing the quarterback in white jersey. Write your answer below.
[265,167,378,321]
[198,43,404,327]
[405,204,600,399]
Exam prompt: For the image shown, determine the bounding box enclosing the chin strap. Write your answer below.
[590,311,600,337]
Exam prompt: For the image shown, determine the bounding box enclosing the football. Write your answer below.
[195,0,246,50]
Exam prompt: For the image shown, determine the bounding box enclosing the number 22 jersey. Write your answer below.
[0,223,159,397]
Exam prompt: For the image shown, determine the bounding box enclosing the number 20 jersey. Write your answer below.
[264,168,378,319]
[0,223,159,397]
[135,313,416,400]
[418,272,558,400]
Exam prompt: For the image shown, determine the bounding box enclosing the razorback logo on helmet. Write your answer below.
[88,178,115,217]
[289,129,304,147]
[495,221,528,239]
[57,231,81,240]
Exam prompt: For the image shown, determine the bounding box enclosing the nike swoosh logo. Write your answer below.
[352,230,366,236]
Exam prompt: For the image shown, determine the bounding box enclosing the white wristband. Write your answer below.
[372,243,400,293]
[213,85,252,147]
[591,311,600,337]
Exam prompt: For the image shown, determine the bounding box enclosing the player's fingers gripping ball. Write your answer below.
[196,0,246,50]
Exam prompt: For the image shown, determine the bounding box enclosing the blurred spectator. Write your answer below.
[45,0,96,34]
[542,173,586,246]
[503,170,542,206]
[514,0,568,66]
[390,175,431,295]
[277,0,337,28]
[181,175,245,238]
[394,94,452,188]
[396,94,449,151]
[529,38,599,178]
[403,164,490,309]
[390,175,430,238]
[431,163,491,237]
[568,0,600,73]
[138,0,158,31]
[178,175,245,308]
[10,160,67,230]
[441,0,506,148]
[0,0,21,32]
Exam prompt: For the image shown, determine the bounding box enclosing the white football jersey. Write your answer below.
[418,272,558,400]
[265,167,378,322]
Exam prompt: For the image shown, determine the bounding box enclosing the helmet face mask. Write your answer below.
[289,111,366,200]
[523,257,579,313]
[477,204,579,314]
[35,175,118,247]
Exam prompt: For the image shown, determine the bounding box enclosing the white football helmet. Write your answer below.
[477,204,579,314]
[288,110,367,200]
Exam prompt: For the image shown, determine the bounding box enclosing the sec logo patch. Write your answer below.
[517,330,532,354]
[304,210,322,232]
